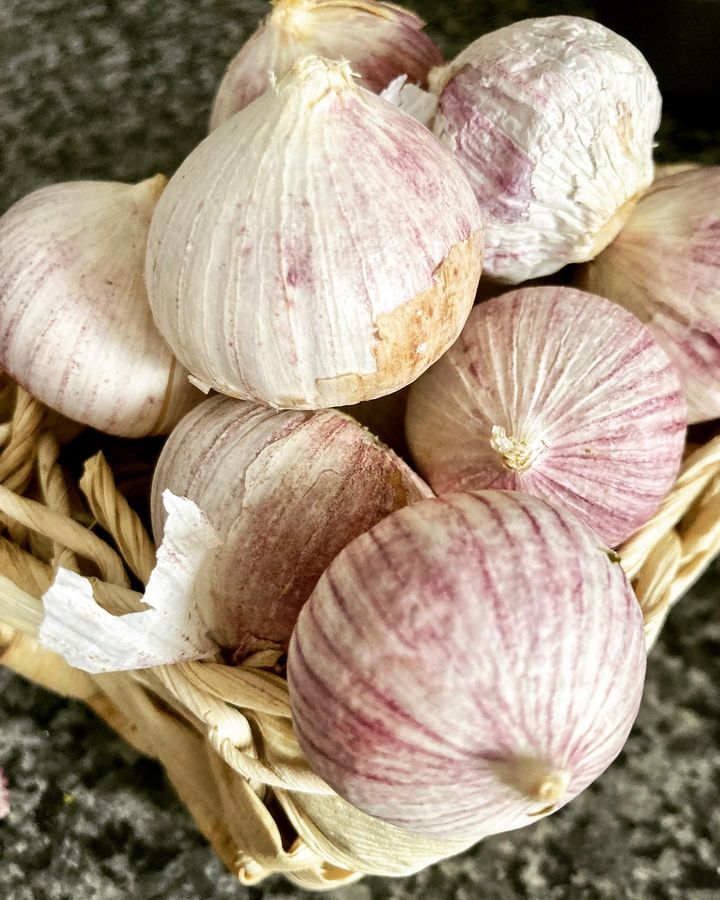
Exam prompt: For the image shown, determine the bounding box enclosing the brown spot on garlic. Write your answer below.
[313,232,483,407]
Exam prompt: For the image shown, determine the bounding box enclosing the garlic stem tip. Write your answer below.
[272,0,315,39]
[135,173,168,200]
[290,54,357,90]
[530,771,569,804]
[490,425,537,473]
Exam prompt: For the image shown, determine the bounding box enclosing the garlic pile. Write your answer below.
[579,167,720,423]
[151,395,431,651]
[289,490,646,840]
[6,2,702,871]
[406,286,687,546]
[147,56,483,409]
[425,16,661,283]
[210,0,443,129]
[0,178,200,437]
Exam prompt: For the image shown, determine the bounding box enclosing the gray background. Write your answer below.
[1,2,719,898]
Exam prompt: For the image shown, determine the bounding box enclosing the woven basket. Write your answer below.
[1,376,720,890]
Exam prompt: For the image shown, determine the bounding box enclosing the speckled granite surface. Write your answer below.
[1,2,719,898]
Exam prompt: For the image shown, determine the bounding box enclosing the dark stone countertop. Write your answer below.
[1,2,719,898]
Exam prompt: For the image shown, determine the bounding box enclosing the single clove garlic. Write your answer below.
[288,490,646,840]
[426,16,661,283]
[579,166,720,423]
[147,56,484,410]
[151,394,432,651]
[405,286,687,546]
[0,177,200,437]
[209,0,443,129]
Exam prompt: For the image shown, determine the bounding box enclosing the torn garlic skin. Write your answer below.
[40,492,220,673]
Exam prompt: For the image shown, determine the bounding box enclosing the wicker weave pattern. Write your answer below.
[1,380,719,888]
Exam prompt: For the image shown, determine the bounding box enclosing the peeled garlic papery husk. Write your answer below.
[579,167,720,424]
[209,0,443,129]
[0,178,200,437]
[147,57,484,410]
[40,491,221,673]
[151,394,431,651]
[288,490,646,842]
[405,286,687,547]
[428,16,661,283]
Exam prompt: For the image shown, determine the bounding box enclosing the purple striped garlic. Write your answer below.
[0,178,200,437]
[210,0,443,130]
[405,286,687,547]
[288,490,646,841]
[579,167,720,423]
[426,16,661,283]
[151,394,431,652]
[147,56,483,410]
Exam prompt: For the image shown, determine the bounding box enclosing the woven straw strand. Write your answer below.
[36,431,79,571]
[621,434,720,577]
[0,386,45,493]
[0,484,129,586]
[79,452,156,584]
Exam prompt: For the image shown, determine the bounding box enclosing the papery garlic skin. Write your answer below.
[288,490,646,841]
[579,168,720,424]
[209,0,443,129]
[429,16,661,283]
[0,178,200,437]
[406,286,686,547]
[151,394,432,651]
[147,57,483,410]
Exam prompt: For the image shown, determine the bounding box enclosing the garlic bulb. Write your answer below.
[151,394,431,651]
[288,490,646,841]
[405,286,686,546]
[0,178,200,437]
[147,57,483,410]
[579,167,720,423]
[427,16,661,283]
[209,0,443,129]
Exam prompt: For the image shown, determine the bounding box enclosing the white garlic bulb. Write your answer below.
[209,0,443,130]
[151,394,432,651]
[0,177,200,437]
[405,286,687,546]
[289,490,646,840]
[428,16,661,283]
[579,167,720,423]
[147,57,484,410]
